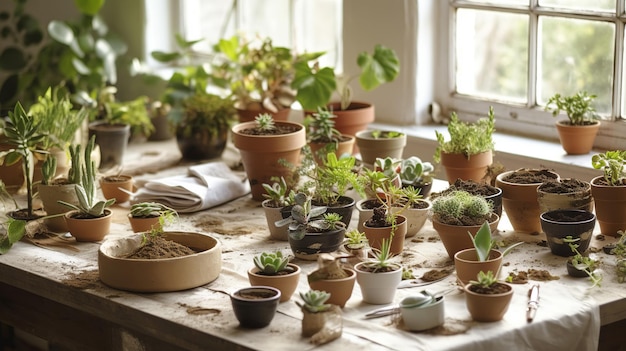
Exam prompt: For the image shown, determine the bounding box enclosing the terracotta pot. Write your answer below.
[326,102,375,139]
[537,178,593,214]
[64,209,112,242]
[38,183,78,232]
[236,107,291,123]
[230,286,281,328]
[355,262,402,304]
[127,215,160,233]
[176,127,229,160]
[555,120,601,155]
[261,200,289,241]
[100,175,133,203]
[363,215,407,255]
[464,282,513,322]
[288,227,346,260]
[590,175,626,237]
[98,231,222,292]
[440,150,493,184]
[308,268,356,308]
[356,198,383,233]
[248,264,301,303]
[541,209,595,257]
[433,214,500,260]
[454,248,503,285]
[309,134,355,164]
[232,121,306,200]
[88,122,130,170]
[355,130,407,167]
[495,169,559,233]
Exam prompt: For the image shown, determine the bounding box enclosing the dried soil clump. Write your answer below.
[124,235,196,259]
[502,169,558,184]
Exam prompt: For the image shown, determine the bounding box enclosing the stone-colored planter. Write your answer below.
[355,130,407,167]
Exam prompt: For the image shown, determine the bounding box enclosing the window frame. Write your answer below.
[435,0,626,151]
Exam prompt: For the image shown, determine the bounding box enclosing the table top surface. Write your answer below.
[0,140,623,351]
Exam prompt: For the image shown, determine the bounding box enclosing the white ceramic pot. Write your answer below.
[400,295,445,331]
[355,261,402,304]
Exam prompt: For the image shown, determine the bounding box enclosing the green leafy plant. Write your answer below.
[0,102,46,217]
[591,150,626,186]
[344,229,368,250]
[275,193,346,240]
[564,235,602,288]
[434,106,495,163]
[58,136,115,218]
[545,91,600,126]
[371,130,403,139]
[293,44,400,111]
[611,230,626,283]
[297,290,332,313]
[305,107,342,144]
[468,270,498,289]
[0,217,26,255]
[253,251,290,275]
[176,92,236,138]
[400,156,434,185]
[130,202,178,220]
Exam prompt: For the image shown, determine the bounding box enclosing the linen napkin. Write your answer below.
[131,162,250,213]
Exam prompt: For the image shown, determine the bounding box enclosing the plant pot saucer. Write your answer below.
[98,231,221,292]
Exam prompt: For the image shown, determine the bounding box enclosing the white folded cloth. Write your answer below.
[131,162,250,213]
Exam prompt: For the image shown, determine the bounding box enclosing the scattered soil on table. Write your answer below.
[502,168,558,184]
[538,178,588,194]
[61,270,101,290]
[507,269,560,284]
[193,214,257,235]
[421,268,454,281]
[123,235,196,259]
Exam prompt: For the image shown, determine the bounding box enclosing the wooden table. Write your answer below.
[0,140,624,351]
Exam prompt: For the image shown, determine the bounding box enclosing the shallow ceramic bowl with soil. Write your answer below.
[98,231,221,292]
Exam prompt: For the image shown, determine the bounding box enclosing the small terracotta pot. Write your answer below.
[363,215,407,255]
[308,268,356,308]
[65,210,112,242]
[128,215,160,233]
[355,130,407,166]
[454,248,503,285]
[433,214,500,260]
[440,150,493,184]
[464,282,513,322]
[236,107,290,123]
[309,135,355,164]
[231,286,281,328]
[247,264,301,303]
[100,175,133,203]
[590,175,626,237]
[555,120,600,155]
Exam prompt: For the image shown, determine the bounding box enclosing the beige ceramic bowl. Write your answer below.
[98,231,221,292]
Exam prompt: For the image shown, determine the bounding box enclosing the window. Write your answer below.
[440,1,626,149]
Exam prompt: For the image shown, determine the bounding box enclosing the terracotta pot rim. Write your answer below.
[309,268,357,283]
[248,263,301,277]
[454,248,503,264]
[463,282,513,297]
[555,120,601,127]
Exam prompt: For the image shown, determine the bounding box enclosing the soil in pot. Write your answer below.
[122,235,197,259]
[537,178,593,213]
[237,124,301,136]
[431,179,502,217]
[500,169,558,184]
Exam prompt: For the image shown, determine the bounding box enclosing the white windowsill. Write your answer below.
[369,122,600,182]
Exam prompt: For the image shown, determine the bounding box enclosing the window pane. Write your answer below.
[538,17,614,114]
[182,0,234,52]
[538,0,614,12]
[456,9,529,103]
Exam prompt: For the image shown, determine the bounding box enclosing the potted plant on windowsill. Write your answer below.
[293,44,400,139]
[545,91,601,155]
[247,251,301,303]
[590,150,626,236]
[231,114,306,200]
[434,106,496,184]
[355,129,407,167]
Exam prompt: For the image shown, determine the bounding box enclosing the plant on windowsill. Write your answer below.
[297,290,343,345]
[590,150,626,236]
[563,235,602,287]
[354,129,407,166]
[545,91,601,155]
[247,251,301,303]
[434,106,495,183]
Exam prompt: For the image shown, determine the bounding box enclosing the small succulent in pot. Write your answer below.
[253,251,292,275]
[296,289,343,344]
[275,193,346,240]
[400,156,434,186]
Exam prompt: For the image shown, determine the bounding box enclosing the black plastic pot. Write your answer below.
[540,209,596,257]
[288,227,346,260]
[230,286,281,328]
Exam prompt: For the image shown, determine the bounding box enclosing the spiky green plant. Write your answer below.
[255,113,276,132]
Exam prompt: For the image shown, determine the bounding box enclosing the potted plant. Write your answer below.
[540,209,596,257]
[342,229,369,260]
[174,92,237,160]
[307,253,357,308]
[100,172,134,204]
[537,178,593,214]
[275,193,347,260]
[433,106,496,183]
[545,91,601,155]
[127,201,178,233]
[354,129,407,166]
[231,114,306,200]
[464,270,514,322]
[293,44,400,138]
[261,177,295,241]
[247,251,301,303]
[305,107,355,161]
[210,34,324,122]
[590,150,626,236]
[58,136,115,242]
[400,156,435,198]
[391,185,431,238]
[354,237,403,304]
[431,178,503,218]
[430,190,499,259]
[495,168,560,234]
[296,290,342,345]
[0,102,46,220]
[563,236,602,287]
[230,286,281,328]
[454,221,523,285]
